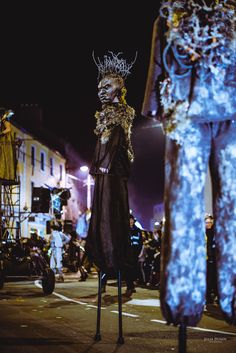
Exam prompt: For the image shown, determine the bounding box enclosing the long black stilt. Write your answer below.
[116,270,124,344]
[94,270,102,341]
[178,323,187,353]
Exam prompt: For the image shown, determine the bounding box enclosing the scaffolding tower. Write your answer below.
[0,181,21,241]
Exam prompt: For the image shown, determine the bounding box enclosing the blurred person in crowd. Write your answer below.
[26,231,49,274]
[205,215,218,304]
[125,214,143,293]
[76,207,91,240]
[146,222,162,289]
[49,223,70,282]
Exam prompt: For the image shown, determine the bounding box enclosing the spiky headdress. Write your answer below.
[92,51,137,82]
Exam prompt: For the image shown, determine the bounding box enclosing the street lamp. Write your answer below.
[80,166,89,173]
[80,166,93,210]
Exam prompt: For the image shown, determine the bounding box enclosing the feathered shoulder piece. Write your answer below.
[94,103,135,162]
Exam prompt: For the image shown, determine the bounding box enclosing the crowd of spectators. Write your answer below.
[1,211,218,304]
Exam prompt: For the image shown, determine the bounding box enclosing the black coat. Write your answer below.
[85,125,132,275]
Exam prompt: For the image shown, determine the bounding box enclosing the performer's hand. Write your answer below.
[99,167,109,174]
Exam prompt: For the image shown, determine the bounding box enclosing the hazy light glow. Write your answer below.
[80,165,89,172]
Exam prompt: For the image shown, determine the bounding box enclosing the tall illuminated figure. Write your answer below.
[142,0,236,350]
[85,51,136,343]
[0,108,16,184]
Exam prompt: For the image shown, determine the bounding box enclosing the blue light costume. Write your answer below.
[142,0,236,326]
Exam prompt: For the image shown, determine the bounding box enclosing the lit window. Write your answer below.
[40,152,45,171]
[50,157,54,176]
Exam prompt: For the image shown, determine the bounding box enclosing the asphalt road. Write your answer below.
[0,273,236,353]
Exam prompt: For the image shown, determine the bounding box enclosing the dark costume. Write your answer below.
[126,220,143,287]
[86,103,135,275]
[206,227,218,304]
[142,0,236,326]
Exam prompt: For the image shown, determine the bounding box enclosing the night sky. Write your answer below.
[0,1,164,229]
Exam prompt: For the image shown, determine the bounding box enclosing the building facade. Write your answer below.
[10,123,68,238]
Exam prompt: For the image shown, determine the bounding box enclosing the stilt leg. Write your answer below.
[116,270,124,344]
[178,323,187,353]
[94,270,102,341]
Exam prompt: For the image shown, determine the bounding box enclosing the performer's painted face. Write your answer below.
[98,76,122,105]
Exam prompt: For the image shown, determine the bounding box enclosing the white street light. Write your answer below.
[80,165,89,172]
[80,165,93,210]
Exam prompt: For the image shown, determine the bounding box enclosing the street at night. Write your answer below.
[0,273,236,353]
[0,2,236,353]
